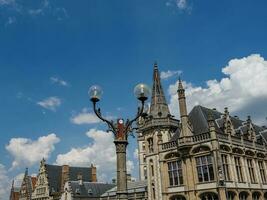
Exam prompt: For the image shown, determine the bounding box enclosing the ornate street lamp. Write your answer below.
[89,83,150,200]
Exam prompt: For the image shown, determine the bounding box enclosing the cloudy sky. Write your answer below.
[1,0,267,199]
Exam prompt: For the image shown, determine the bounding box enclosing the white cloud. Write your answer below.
[134,148,138,159]
[28,0,49,16]
[6,133,60,169]
[56,129,134,182]
[0,0,15,6]
[126,160,134,174]
[0,164,9,200]
[5,16,16,25]
[176,0,187,9]
[37,96,61,111]
[160,70,182,80]
[50,76,68,86]
[166,0,191,12]
[70,108,115,125]
[168,54,267,125]
[70,108,101,125]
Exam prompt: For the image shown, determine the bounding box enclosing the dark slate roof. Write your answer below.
[101,181,147,197]
[70,182,114,198]
[46,164,62,193]
[170,129,180,142]
[45,164,93,194]
[187,105,267,136]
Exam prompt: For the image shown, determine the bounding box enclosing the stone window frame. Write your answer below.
[195,154,215,183]
[258,160,267,184]
[247,158,257,183]
[234,156,244,183]
[167,160,183,187]
[221,154,231,181]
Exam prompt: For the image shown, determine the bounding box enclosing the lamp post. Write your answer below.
[89,83,150,200]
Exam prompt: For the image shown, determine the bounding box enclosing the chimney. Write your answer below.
[77,173,83,185]
[112,178,116,184]
[61,165,69,192]
[91,164,97,182]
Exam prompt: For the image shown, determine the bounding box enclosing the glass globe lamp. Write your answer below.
[134,83,150,101]
[89,85,103,102]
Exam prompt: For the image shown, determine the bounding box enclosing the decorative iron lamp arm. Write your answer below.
[92,101,117,134]
[125,99,145,134]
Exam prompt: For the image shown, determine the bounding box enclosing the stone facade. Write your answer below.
[136,63,267,200]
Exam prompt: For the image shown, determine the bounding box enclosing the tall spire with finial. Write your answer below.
[149,62,170,118]
[177,78,192,137]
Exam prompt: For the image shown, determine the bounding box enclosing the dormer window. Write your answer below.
[75,188,80,194]
[88,189,93,195]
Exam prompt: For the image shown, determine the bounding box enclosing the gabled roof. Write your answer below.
[45,164,93,194]
[170,105,267,142]
[69,181,114,198]
[188,105,266,136]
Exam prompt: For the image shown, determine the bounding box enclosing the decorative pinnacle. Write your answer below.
[247,115,251,123]
[224,107,229,115]
[154,61,158,69]
[25,167,28,176]
[178,77,184,91]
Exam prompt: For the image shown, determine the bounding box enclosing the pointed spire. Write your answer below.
[150,62,170,118]
[178,77,184,91]
[25,167,28,176]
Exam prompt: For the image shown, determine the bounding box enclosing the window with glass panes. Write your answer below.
[167,160,183,186]
[234,157,244,182]
[247,159,256,183]
[221,154,231,181]
[259,161,266,183]
[196,155,214,182]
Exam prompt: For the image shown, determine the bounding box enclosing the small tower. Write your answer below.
[177,78,192,138]
[137,63,179,200]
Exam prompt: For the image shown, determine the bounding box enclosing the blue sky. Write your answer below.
[1,0,267,198]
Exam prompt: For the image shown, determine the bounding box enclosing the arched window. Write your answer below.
[200,192,218,200]
[147,138,153,153]
[239,191,248,200]
[227,191,236,200]
[252,192,261,200]
[168,160,183,186]
[170,195,186,200]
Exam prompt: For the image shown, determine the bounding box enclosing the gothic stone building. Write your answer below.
[19,168,37,200]
[31,159,97,200]
[136,63,267,200]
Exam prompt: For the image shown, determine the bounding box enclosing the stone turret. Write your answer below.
[177,78,192,137]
